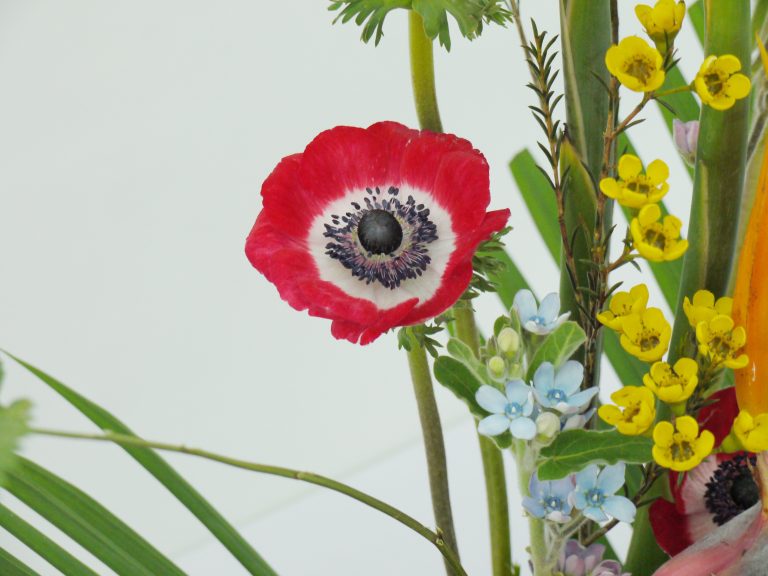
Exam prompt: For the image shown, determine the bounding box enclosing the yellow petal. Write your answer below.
[714,297,733,316]
[717,54,743,74]
[692,290,715,308]
[638,203,661,226]
[630,284,650,307]
[600,178,621,198]
[673,358,698,379]
[618,154,643,179]
[695,430,715,458]
[710,314,735,334]
[726,73,751,100]
[675,415,700,439]
[653,421,674,446]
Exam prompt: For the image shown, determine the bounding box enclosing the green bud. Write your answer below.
[487,356,506,379]
[497,327,520,356]
[535,412,560,443]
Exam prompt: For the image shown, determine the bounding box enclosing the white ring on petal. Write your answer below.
[307,185,456,310]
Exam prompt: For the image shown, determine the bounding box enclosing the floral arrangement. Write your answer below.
[2,1,768,575]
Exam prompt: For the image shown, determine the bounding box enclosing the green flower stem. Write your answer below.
[408,12,513,574]
[406,334,460,576]
[409,11,443,133]
[517,451,548,575]
[454,305,514,576]
[29,426,468,576]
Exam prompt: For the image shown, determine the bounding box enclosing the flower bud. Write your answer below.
[672,119,699,166]
[497,327,520,357]
[536,412,560,442]
[487,356,506,380]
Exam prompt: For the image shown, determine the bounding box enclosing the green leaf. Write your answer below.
[433,356,512,449]
[487,249,530,311]
[445,338,489,383]
[3,353,277,576]
[0,399,31,487]
[0,502,99,576]
[526,321,586,379]
[6,457,185,575]
[329,0,511,49]
[509,150,559,260]
[603,331,646,385]
[0,547,38,576]
[689,0,705,46]
[538,429,653,480]
[433,356,485,418]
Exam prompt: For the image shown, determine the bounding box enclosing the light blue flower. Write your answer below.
[475,381,536,440]
[571,463,636,524]
[513,289,570,335]
[523,472,575,523]
[532,361,598,415]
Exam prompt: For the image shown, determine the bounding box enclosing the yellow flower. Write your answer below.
[694,55,751,111]
[643,358,698,403]
[605,36,665,93]
[683,290,733,328]
[696,315,749,369]
[599,155,670,208]
[630,203,689,262]
[597,284,649,332]
[652,416,714,471]
[635,0,686,53]
[598,386,656,435]
[732,410,768,452]
[620,308,671,362]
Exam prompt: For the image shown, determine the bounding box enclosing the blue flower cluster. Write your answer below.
[523,463,636,525]
[475,360,597,441]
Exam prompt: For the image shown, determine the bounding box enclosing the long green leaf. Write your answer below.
[509,151,560,259]
[6,458,185,576]
[0,502,99,576]
[689,0,705,46]
[0,547,39,576]
[4,353,277,576]
[487,248,531,310]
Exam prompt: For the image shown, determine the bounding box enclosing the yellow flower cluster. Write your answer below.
[598,284,671,363]
[630,204,688,262]
[604,1,750,110]
[684,289,748,370]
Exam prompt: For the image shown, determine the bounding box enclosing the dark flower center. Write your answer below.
[323,186,439,289]
[358,209,403,255]
[704,454,758,526]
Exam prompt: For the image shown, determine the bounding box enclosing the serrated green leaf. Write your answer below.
[538,429,653,480]
[0,399,31,487]
[329,0,510,49]
[526,321,586,379]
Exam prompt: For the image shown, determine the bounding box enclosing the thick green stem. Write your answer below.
[406,336,460,575]
[454,305,514,576]
[30,427,468,576]
[625,2,752,574]
[409,11,443,133]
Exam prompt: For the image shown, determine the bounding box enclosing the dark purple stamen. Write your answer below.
[323,186,438,289]
[704,454,758,526]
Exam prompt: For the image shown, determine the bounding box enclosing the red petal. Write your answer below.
[399,130,476,194]
[429,149,491,234]
[699,387,739,445]
[257,154,315,240]
[650,497,694,556]
[298,125,398,212]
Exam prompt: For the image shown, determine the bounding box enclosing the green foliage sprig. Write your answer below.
[328,0,512,49]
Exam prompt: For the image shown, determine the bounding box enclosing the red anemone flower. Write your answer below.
[245,121,510,344]
[650,387,760,556]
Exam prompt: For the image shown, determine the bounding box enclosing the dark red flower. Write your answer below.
[245,121,509,344]
[650,388,759,556]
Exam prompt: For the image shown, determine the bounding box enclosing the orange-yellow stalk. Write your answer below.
[733,38,768,415]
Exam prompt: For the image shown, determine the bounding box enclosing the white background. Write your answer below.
[0,1,701,574]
